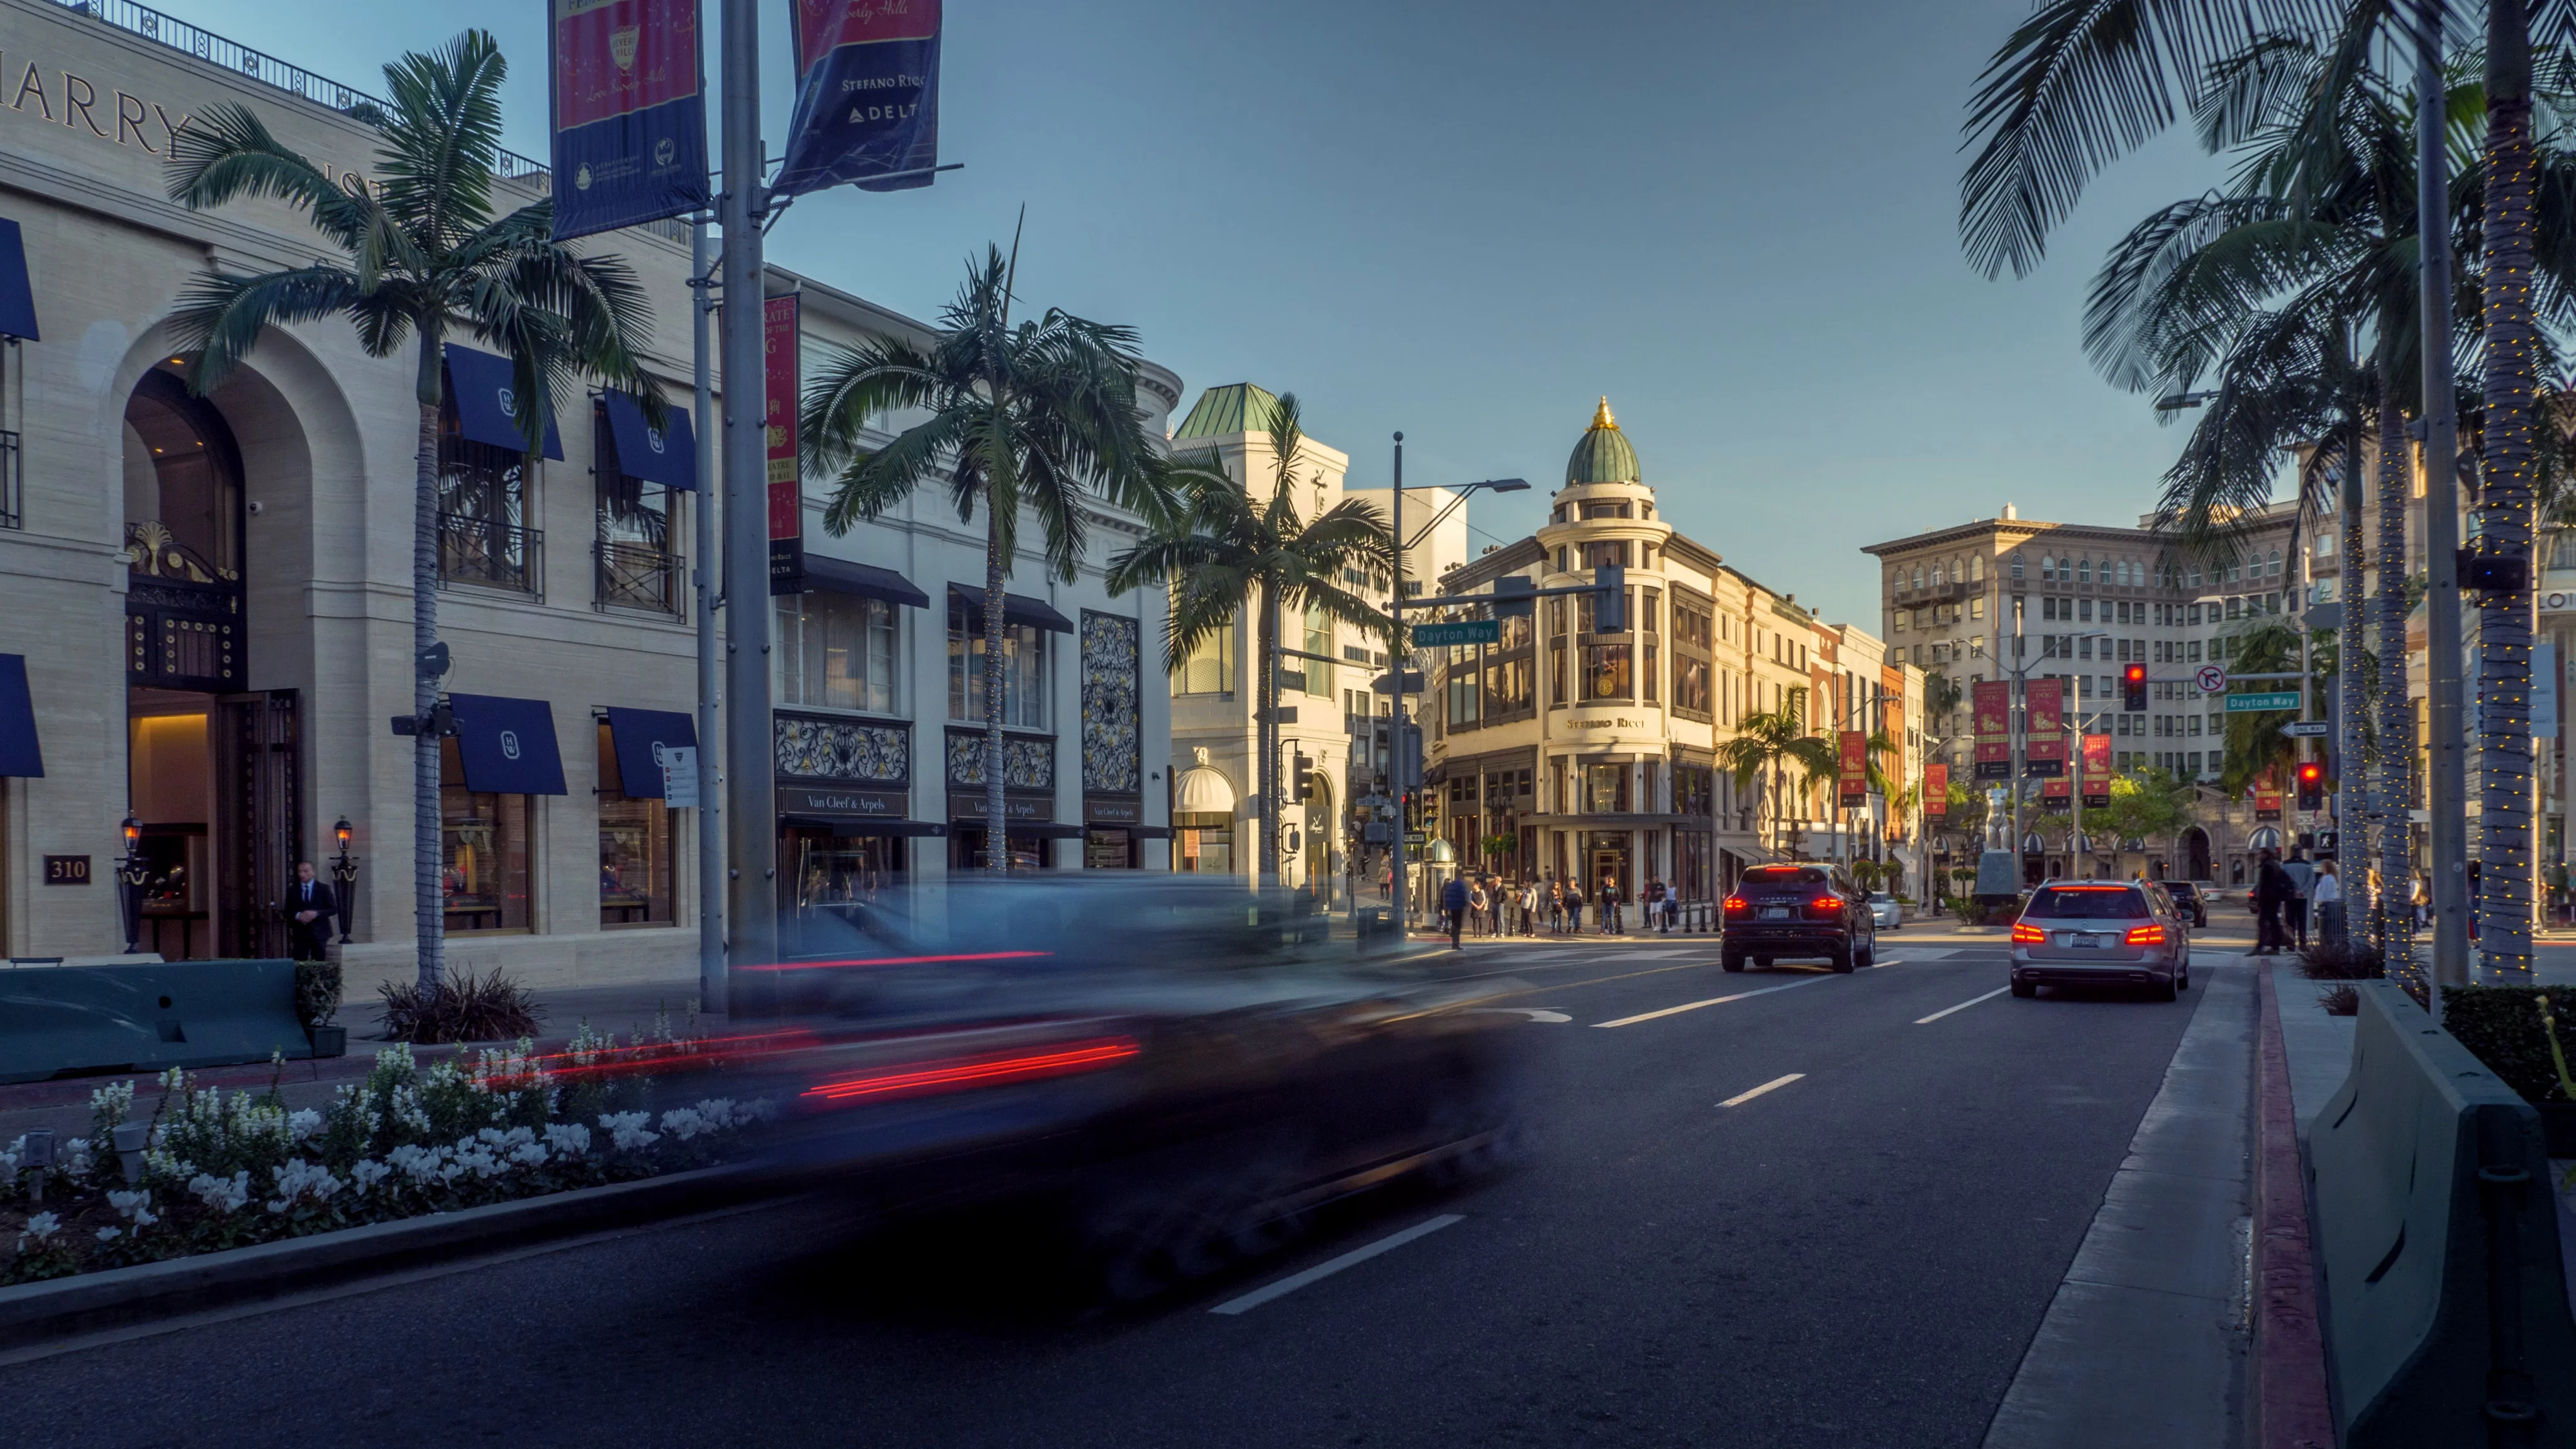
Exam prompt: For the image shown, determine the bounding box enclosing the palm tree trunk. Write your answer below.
[413,377,444,991]
[2376,381,2415,969]
[983,519,1009,875]
[2479,1,2540,980]
[1256,587,1280,884]
[2338,400,2367,926]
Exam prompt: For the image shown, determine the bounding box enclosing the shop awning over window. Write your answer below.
[779,814,947,836]
[604,707,696,801]
[947,583,1074,634]
[0,655,42,777]
[0,219,38,341]
[599,389,694,491]
[806,555,928,608]
[448,693,567,794]
[443,344,565,459]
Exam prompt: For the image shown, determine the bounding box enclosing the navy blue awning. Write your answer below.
[0,655,42,777]
[443,344,564,459]
[807,555,928,608]
[604,706,696,801]
[0,219,37,340]
[948,583,1075,634]
[448,694,567,795]
[599,389,694,491]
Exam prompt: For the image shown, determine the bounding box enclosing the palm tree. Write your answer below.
[1716,687,1838,858]
[1106,393,1392,883]
[802,247,1169,873]
[165,31,661,989]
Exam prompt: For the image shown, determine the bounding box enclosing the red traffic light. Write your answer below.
[2123,664,2145,684]
[2296,762,2323,784]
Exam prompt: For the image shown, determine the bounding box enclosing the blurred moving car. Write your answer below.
[727,877,1531,1300]
[1720,863,1877,973]
[2163,880,2209,928]
[1867,892,1902,931]
[2009,880,2192,1001]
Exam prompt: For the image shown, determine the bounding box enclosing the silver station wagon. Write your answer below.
[2009,881,2192,1002]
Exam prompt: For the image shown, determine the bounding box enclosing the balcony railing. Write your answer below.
[596,538,680,615]
[438,513,543,600]
[0,429,18,530]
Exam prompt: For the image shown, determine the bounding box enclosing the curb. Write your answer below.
[2252,966,2335,1449]
[0,1162,772,1353]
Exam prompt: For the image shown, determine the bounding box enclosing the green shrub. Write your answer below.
[2440,985,2570,1104]
[294,960,343,1028]
[377,969,543,1044]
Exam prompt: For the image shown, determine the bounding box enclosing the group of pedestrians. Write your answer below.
[2250,845,2345,955]
[1435,872,1687,948]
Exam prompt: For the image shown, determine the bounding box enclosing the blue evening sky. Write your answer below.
[169,0,2236,628]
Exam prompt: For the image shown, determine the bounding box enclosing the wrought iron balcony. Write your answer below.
[438,513,543,600]
[596,538,682,615]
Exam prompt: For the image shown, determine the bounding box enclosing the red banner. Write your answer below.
[2042,777,2070,801]
[1838,731,1868,806]
[548,0,709,240]
[1924,761,1948,816]
[764,294,804,595]
[2080,733,2111,805]
[2255,787,2282,821]
[2025,677,2065,776]
[1972,680,2011,779]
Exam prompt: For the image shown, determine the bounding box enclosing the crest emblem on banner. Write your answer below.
[611,26,641,70]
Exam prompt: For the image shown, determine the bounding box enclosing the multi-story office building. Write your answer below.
[1428,401,1923,903]
[0,0,1175,987]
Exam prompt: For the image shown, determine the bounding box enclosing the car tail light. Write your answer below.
[1722,895,1748,915]
[1805,894,1842,919]
[2124,923,2167,946]
[802,1036,1141,1106]
[2011,922,2046,943]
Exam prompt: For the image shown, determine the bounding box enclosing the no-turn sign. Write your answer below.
[2195,664,2226,693]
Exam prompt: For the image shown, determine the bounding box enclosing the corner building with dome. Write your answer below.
[1428,401,1928,905]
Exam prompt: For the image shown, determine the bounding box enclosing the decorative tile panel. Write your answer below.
[945,730,1056,789]
[1081,609,1141,794]
[775,714,909,784]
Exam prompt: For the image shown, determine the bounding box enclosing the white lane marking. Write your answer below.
[1868,957,1905,970]
[1914,985,2011,1024]
[1208,1214,1465,1316]
[1467,1007,1573,1023]
[1592,971,1836,1027]
[1718,1073,1806,1107]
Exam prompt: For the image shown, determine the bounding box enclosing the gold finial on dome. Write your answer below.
[1591,396,1616,430]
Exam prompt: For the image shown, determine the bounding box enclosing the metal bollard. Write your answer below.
[19,1128,53,1204]
[113,1120,150,1184]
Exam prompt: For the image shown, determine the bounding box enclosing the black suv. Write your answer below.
[1721,863,1876,973]
[2163,880,2209,928]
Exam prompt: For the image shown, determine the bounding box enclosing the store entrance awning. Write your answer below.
[448,693,567,794]
[603,707,696,800]
[0,655,42,777]
[443,343,565,458]
[0,218,39,340]
[599,389,694,491]
[947,583,1075,633]
[807,555,929,608]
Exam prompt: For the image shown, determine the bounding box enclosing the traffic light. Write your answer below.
[1594,564,1626,632]
[1492,574,1536,619]
[2122,663,2148,712]
[2296,760,2324,812]
[1293,752,1314,802]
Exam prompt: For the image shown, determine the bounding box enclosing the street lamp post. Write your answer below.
[330,816,358,945]
[114,814,144,955]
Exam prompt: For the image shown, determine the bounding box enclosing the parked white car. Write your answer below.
[1868,892,1902,931]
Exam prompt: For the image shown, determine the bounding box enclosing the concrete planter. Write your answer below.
[307,1024,348,1058]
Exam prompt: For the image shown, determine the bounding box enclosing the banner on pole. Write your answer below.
[777,0,943,198]
[1924,761,1948,816]
[1972,680,2011,780]
[2041,777,2070,801]
[764,294,806,595]
[2255,786,2283,821]
[1838,731,1868,807]
[2024,677,2065,777]
[548,0,709,240]
[2080,733,2111,808]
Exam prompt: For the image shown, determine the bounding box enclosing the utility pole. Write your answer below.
[719,0,776,991]
[691,218,724,1012]
[2416,0,2471,1008]
[1389,433,1407,934]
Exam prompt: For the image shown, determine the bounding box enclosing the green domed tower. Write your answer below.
[1564,397,1641,486]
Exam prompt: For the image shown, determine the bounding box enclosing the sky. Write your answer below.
[169,0,2245,629]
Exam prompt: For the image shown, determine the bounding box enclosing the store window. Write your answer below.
[596,722,675,927]
[1582,762,1631,813]
[438,436,536,596]
[1641,589,1660,705]
[1301,602,1332,696]
[1175,812,1233,873]
[441,738,532,934]
[950,598,1049,727]
[1172,613,1236,697]
[776,592,899,714]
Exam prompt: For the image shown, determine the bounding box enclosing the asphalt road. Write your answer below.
[5,928,2235,1448]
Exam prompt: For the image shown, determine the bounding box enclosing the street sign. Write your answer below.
[1411,619,1499,648]
[2280,721,2330,738]
[657,744,700,808]
[2224,691,2301,713]
[2195,664,2226,692]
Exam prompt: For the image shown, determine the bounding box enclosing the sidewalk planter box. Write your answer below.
[0,959,312,1083]
[308,1024,348,1059]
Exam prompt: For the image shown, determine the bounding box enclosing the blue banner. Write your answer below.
[549,0,711,241]
[775,0,941,199]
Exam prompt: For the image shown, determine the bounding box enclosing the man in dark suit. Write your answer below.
[286,860,338,961]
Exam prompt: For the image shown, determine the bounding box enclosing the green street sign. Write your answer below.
[1412,619,1499,648]
[2224,691,2301,713]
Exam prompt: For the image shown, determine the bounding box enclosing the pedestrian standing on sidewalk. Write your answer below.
[2282,847,2314,952]
[1442,874,1468,950]
[285,860,337,962]
[1567,880,1586,933]
[1468,878,1489,938]
[2252,850,2292,957]
[1521,879,1540,936]
[2313,858,2345,948]
[1599,873,1622,935]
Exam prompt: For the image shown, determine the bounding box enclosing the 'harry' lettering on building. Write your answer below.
[0,50,372,192]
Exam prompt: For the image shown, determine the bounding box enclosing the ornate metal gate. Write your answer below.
[216,691,299,959]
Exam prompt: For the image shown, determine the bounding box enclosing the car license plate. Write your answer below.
[2077,933,2111,948]
[1761,907,1790,920]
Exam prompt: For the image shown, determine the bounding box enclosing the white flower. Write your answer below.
[599,1112,659,1152]
[265,1160,344,1214]
[507,1141,550,1169]
[187,1171,252,1213]
[348,1158,392,1192]
[106,1189,157,1228]
[659,1108,706,1141]
[96,1226,121,1243]
[19,1211,59,1244]
[287,1109,322,1141]
[542,1123,592,1158]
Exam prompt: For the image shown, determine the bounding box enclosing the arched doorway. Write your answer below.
[1302,772,1334,906]
[123,364,297,958]
[2181,826,2212,880]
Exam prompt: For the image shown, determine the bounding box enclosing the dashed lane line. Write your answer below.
[1207,1214,1465,1316]
[1914,985,2011,1024]
[1718,1073,1806,1107]
[1591,972,1837,1027]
